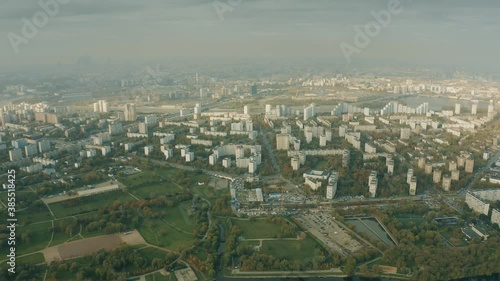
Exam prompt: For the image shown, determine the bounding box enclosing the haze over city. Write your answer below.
[1,0,500,71]
[1,1,500,281]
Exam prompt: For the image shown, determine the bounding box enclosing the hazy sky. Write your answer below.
[1,0,499,70]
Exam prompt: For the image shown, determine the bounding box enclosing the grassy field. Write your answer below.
[164,202,196,233]
[17,253,45,265]
[119,170,157,186]
[17,221,53,255]
[232,218,294,239]
[0,190,52,224]
[240,241,260,247]
[156,168,210,187]
[138,247,170,261]
[146,272,173,281]
[48,189,136,218]
[139,219,194,251]
[260,236,319,260]
[130,182,180,199]
[49,228,79,247]
[120,168,198,199]
[394,214,424,227]
[16,202,53,225]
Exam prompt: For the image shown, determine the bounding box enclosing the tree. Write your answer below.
[343,257,357,276]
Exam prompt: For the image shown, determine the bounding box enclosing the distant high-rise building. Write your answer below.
[455,103,461,115]
[276,134,291,150]
[449,161,457,171]
[409,176,417,196]
[144,145,154,156]
[368,171,378,198]
[457,156,466,167]
[400,128,411,140]
[144,115,157,125]
[471,102,478,115]
[34,112,59,124]
[442,175,452,191]
[433,169,442,184]
[245,120,253,132]
[339,125,347,137]
[465,158,474,173]
[303,103,316,121]
[251,84,257,95]
[138,122,148,134]
[265,104,272,114]
[342,150,350,168]
[223,158,231,168]
[326,172,339,199]
[425,163,433,174]
[244,105,249,115]
[12,139,27,149]
[291,157,300,171]
[124,104,136,122]
[109,122,123,135]
[407,169,414,184]
[38,140,51,153]
[24,144,38,157]
[9,148,23,161]
[418,157,426,169]
[93,100,109,113]
[319,135,327,147]
[488,100,495,115]
[387,159,394,175]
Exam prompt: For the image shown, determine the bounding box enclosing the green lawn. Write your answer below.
[138,247,171,261]
[119,170,156,187]
[163,202,196,233]
[0,190,52,225]
[16,202,53,225]
[48,189,136,218]
[17,221,53,255]
[260,236,320,260]
[394,214,424,227]
[232,218,294,239]
[17,253,45,265]
[146,272,172,281]
[240,241,260,247]
[120,168,193,199]
[155,168,209,188]
[139,219,194,251]
[130,182,180,199]
[49,229,75,247]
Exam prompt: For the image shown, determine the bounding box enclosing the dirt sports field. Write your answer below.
[378,265,398,274]
[42,230,146,263]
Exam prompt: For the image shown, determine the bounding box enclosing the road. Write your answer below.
[456,150,500,198]
[259,126,281,174]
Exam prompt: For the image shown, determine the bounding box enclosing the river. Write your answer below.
[396,96,489,111]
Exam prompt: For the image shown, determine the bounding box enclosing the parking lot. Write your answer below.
[295,212,364,256]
